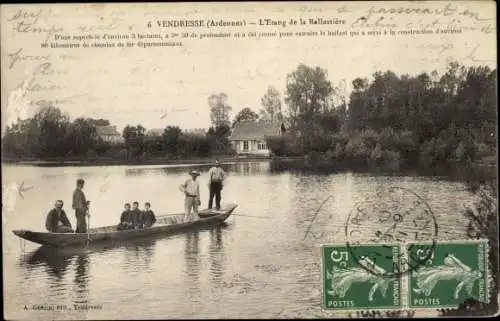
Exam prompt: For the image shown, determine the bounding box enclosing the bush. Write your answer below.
[463,180,498,315]
[381,150,401,171]
[369,143,383,165]
[358,129,379,149]
[345,134,371,166]
[86,149,97,158]
[379,128,397,150]
[266,136,286,156]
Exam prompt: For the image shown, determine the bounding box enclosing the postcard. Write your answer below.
[1,1,497,319]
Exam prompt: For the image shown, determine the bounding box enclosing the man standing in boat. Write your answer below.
[207,159,226,210]
[72,178,90,233]
[180,170,201,222]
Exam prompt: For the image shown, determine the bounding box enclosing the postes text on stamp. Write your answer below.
[322,244,402,310]
[407,239,490,309]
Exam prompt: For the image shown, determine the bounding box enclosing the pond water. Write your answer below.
[2,161,477,319]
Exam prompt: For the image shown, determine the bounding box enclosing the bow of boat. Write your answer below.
[13,229,45,245]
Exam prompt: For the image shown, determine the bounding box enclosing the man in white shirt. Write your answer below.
[207,160,226,210]
[180,170,201,222]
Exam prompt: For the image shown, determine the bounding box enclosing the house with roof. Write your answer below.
[229,120,286,156]
[95,125,124,144]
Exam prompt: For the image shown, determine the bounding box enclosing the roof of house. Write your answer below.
[229,120,284,141]
[96,125,121,136]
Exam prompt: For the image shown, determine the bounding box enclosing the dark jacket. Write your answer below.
[120,210,133,223]
[142,210,156,227]
[45,208,72,232]
[130,209,142,226]
[72,188,88,212]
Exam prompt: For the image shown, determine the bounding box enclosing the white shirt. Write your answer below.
[182,178,200,197]
[208,166,226,182]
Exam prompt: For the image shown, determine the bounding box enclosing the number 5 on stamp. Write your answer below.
[321,244,402,310]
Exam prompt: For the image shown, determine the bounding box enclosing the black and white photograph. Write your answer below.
[1,1,498,319]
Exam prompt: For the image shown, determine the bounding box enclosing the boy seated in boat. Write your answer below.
[117,203,134,230]
[131,201,143,229]
[142,202,157,228]
[45,200,74,233]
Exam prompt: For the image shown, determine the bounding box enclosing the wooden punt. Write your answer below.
[13,203,237,248]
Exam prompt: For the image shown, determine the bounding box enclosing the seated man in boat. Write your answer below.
[45,200,74,233]
[117,203,134,230]
[131,201,143,229]
[142,202,157,228]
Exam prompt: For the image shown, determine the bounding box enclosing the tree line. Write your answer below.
[2,61,496,170]
[1,86,283,161]
[1,109,234,161]
[266,61,497,171]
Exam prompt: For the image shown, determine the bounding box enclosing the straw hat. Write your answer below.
[189,170,201,176]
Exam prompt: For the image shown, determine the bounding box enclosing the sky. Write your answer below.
[1,2,496,134]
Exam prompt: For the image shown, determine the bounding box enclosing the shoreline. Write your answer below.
[2,155,495,176]
[1,155,285,167]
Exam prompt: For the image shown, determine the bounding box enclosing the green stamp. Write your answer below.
[407,240,490,309]
[321,244,402,310]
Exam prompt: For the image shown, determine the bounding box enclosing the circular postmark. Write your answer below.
[345,186,438,278]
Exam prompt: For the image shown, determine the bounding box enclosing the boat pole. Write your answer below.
[86,205,91,247]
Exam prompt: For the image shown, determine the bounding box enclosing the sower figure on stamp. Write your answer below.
[207,159,226,210]
[180,170,201,222]
[45,200,74,233]
[72,178,90,233]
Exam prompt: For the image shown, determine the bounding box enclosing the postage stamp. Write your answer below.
[321,244,402,310]
[406,239,491,309]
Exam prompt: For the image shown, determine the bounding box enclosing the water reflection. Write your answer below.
[19,247,90,303]
[231,162,271,176]
[184,232,201,305]
[125,165,212,176]
[124,161,272,177]
[73,254,90,304]
[209,227,225,286]
[21,247,73,281]
[122,238,157,271]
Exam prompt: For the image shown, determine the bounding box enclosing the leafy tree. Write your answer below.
[206,124,232,155]
[33,105,71,157]
[284,64,334,148]
[66,118,98,155]
[122,124,146,157]
[232,107,259,127]
[208,93,232,127]
[162,126,182,154]
[260,86,283,121]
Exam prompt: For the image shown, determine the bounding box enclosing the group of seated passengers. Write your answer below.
[117,201,157,230]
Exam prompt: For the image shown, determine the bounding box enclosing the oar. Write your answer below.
[157,213,271,219]
[230,214,271,219]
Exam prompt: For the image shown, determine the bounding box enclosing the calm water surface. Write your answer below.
[2,162,477,319]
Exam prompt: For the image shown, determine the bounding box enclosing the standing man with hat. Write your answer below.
[207,159,226,210]
[180,170,201,222]
[72,178,90,233]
